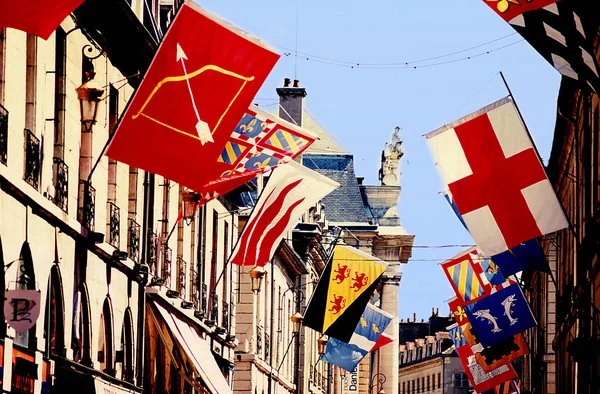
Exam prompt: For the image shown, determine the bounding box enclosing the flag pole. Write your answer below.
[499,70,580,249]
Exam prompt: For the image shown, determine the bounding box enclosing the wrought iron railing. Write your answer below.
[256,326,263,355]
[24,128,40,189]
[81,181,95,230]
[107,202,120,248]
[264,332,270,361]
[210,293,219,323]
[162,246,172,280]
[0,104,7,165]
[148,232,158,275]
[201,283,207,314]
[191,270,199,310]
[222,301,229,331]
[127,219,140,262]
[176,257,186,294]
[52,157,68,212]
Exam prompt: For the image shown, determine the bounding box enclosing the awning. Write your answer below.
[53,362,141,394]
[153,301,233,394]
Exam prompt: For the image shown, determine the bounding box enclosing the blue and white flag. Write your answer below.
[321,303,393,372]
[491,239,550,277]
[465,284,536,347]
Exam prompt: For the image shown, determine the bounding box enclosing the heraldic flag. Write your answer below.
[303,245,387,343]
[448,322,517,393]
[321,303,392,372]
[229,160,338,267]
[450,296,529,374]
[465,283,536,347]
[0,0,84,40]
[442,190,550,277]
[482,0,600,93]
[442,247,491,305]
[215,104,318,193]
[106,2,280,201]
[426,97,568,257]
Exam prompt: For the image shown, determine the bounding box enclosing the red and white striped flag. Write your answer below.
[230,161,338,267]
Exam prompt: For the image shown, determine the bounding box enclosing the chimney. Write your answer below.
[413,313,416,322]
[277,77,307,126]
[431,307,434,317]
[436,308,439,316]
[356,176,364,185]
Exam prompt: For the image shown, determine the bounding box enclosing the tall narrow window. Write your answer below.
[98,297,115,376]
[107,84,119,204]
[209,209,218,323]
[221,221,228,320]
[72,283,92,366]
[25,34,37,130]
[121,307,135,383]
[45,265,65,356]
[15,241,36,350]
[0,28,5,104]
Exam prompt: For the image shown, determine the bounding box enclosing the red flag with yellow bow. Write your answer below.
[106,2,279,200]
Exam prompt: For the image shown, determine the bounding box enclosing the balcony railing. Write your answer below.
[256,326,263,355]
[0,104,7,165]
[148,232,158,275]
[191,270,199,310]
[210,293,219,324]
[107,202,120,248]
[162,246,172,280]
[52,157,68,212]
[264,332,270,361]
[127,219,140,263]
[222,301,229,332]
[23,129,40,189]
[176,257,186,294]
[80,181,95,231]
[201,283,207,314]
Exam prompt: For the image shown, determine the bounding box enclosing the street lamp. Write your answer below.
[76,72,104,132]
[249,266,266,295]
[290,312,303,333]
[182,190,201,225]
[317,335,328,357]
[370,372,387,394]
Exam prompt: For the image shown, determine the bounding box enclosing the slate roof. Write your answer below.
[303,154,370,224]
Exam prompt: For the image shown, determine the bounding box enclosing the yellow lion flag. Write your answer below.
[303,245,387,342]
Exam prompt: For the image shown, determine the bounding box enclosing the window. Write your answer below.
[98,297,115,376]
[453,372,469,388]
[0,28,5,104]
[15,241,36,349]
[121,307,135,383]
[438,372,441,389]
[25,34,37,131]
[45,265,65,356]
[72,283,92,366]
[427,375,430,391]
[421,377,425,392]
[107,84,119,204]
[417,377,420,393]
[401,381,405,394]
[432,374,435,390]
[209,209,218,323]
[222,220,229,323]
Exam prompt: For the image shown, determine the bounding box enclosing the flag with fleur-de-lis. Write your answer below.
[218,104,317,178]
[482,0,600,92]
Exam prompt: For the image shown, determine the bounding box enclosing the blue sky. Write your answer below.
[197,0,561,321]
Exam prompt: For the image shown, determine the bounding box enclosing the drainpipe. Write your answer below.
[136,171,154,386]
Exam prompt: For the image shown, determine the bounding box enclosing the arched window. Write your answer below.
[44,264,65,356]
[98,296,115,376]
[72,282,92,366]
[121,307,135,383]
[15,241,36,349]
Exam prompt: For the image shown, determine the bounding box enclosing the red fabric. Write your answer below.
[482,0,558,22]
[106,3,279,200]
[448,113,546,250]
[0,0,84,40]
[370,332,393,352]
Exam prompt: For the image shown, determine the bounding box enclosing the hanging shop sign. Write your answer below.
[4,289,41,332]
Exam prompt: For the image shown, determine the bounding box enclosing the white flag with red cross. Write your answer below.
[425,96,568,257]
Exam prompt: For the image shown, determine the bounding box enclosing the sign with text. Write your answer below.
[343,366,359,394]
[4,290,40,332]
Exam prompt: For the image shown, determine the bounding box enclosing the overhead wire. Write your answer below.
[274,32,520,69]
